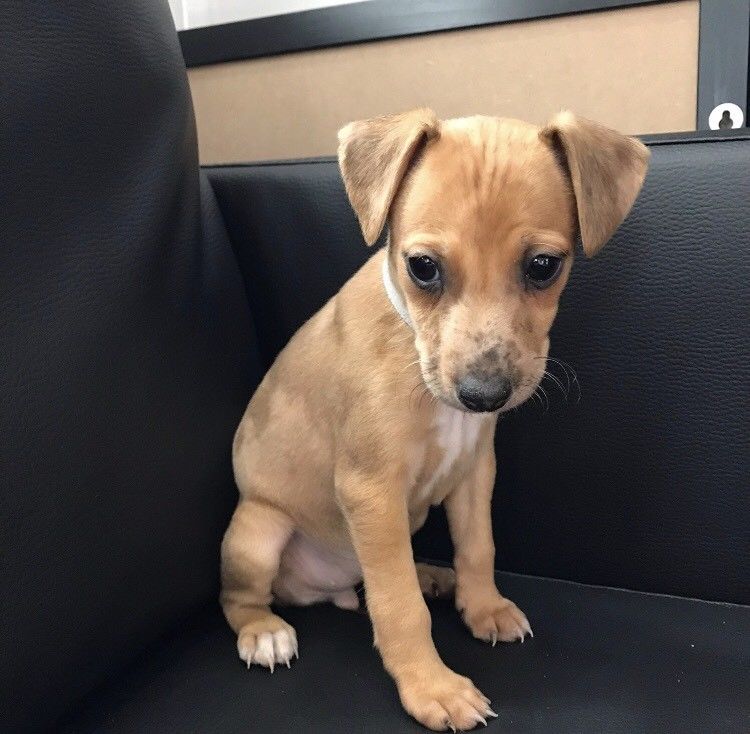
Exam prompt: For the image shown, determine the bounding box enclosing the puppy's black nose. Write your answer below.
[457,375,513,412]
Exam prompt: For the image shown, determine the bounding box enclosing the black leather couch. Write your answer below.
[1,2,748,733]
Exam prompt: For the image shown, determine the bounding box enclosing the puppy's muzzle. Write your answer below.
[457,374,513,413]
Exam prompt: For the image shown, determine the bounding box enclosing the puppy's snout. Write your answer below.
[457,374,513,413]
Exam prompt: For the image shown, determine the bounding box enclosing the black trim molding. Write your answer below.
[202,129,750,169]
[179,0,662,68]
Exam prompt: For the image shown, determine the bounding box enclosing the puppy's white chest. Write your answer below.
[414,406,484,505]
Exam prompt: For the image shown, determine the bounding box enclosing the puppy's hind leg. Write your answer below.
[221,499,298,671]
[416,563,456,599]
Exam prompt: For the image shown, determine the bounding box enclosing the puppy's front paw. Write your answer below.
[463,598,532,645]
[237,615,298,672]
[398,666,496,731]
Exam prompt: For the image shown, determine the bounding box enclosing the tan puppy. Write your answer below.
[222,109,649,731]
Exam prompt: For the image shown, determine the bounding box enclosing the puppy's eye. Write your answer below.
[407,256,441,289]
[525,254,562,289]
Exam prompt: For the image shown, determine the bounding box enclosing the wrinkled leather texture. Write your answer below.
[63,572,750,733]
[0,2,259,731]
[207,137,750,606]
[207,161,374,371]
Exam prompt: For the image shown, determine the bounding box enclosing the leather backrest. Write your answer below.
[207,132,750,606]
[0,3,259,730]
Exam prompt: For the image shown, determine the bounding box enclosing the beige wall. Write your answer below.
[188,0,699,164]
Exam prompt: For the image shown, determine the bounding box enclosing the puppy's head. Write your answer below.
[338,109,649,413]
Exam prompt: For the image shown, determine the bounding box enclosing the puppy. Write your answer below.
[222,109,649,731]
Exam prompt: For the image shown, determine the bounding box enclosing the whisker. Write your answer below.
[552,358,572,395]
[543,370,568,400]
[409,379,426,410]
[400,359,422,374]
[549,357,581,399]
[535,355,582,404]
[536,384,550,412]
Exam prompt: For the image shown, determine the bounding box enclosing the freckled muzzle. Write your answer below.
[453,343,522,412]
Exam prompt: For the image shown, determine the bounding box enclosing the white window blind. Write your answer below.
[169,0,372,31]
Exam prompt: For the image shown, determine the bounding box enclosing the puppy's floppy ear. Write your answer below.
[337,108,440,245]
[540,111,650,257]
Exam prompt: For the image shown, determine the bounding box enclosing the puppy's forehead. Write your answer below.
[396,116,574,241]
[438,115,543,166]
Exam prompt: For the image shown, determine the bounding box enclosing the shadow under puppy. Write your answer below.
[222,108,649,731]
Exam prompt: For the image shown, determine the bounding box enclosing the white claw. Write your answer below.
[486,708,498,718]
[240,627,298,672]
[491,632,497,647]
[475,713,488,727]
